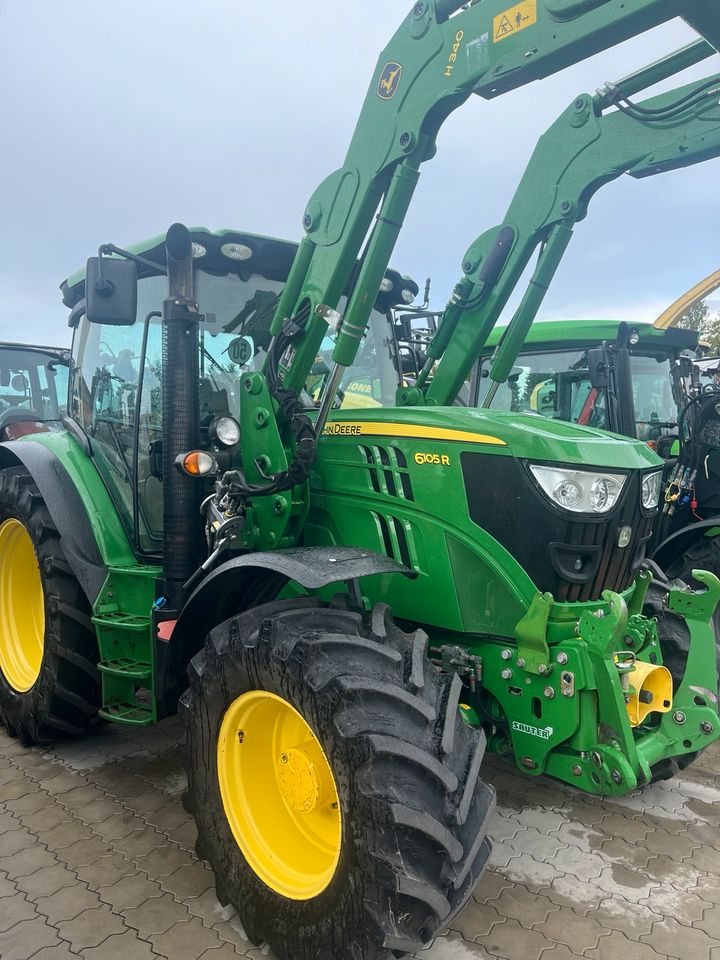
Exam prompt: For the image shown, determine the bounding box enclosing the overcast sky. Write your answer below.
[1,2,718,346]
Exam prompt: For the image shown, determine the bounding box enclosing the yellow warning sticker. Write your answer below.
[493,0,537,42]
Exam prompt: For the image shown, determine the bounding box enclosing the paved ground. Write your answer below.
[0,720,719,960]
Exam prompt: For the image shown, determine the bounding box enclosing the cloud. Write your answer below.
[1,2,718,346]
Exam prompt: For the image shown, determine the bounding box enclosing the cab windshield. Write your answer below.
[72,266,397,553]
[478,347,677,440]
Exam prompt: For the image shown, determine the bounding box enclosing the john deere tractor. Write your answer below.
[2,3,720,959]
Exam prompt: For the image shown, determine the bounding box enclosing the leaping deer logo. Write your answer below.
[377,62,403,100]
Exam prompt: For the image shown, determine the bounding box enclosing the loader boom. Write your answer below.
[416,40,720,405]
[266,0,711,412]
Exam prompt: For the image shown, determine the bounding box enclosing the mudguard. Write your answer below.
[0,439,107,604]
[156,546,416,718]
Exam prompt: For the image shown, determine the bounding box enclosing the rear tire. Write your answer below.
[0,466,101,743]
[182,597,495,960]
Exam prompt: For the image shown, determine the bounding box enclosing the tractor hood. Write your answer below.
[320,407,662,472]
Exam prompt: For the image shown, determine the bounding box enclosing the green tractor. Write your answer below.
[2,4,720,959]
[0,342,70,442]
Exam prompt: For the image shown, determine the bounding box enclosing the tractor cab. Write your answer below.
[473,319,699,451]
[61,228,415,556]
[0,342,70,441]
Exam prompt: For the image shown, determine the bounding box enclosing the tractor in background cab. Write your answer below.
[0,343,69,441]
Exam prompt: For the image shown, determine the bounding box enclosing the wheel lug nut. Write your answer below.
[501,668,513,680]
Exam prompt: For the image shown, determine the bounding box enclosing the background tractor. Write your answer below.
[2,3,720,960]
[0,343,69,442]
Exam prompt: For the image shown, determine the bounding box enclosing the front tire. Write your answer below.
[182,597,495,960]
[0,466,101,743]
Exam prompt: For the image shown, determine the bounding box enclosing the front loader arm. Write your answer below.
[421,39,720,405]
[267,0,706,405]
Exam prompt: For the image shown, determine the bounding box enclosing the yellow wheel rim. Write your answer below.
[0,519,45,693]
[217,690,342,900]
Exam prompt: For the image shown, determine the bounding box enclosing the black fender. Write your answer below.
[0,440,107,604]
[155,546,416,718]
[651,517,720,572]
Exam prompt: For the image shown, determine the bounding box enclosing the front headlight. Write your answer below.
[529,464,626,514]
[641,470,662,510]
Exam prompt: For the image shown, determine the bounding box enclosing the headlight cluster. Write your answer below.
[529,465,626,514]
[530,464,664,515]
[641,471,662,510]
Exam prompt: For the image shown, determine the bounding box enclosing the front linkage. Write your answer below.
[466,569,720,794]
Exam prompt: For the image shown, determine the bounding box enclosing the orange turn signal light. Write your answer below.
[175,450,218,477]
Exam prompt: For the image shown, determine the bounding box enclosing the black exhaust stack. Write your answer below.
[162,223,201,608]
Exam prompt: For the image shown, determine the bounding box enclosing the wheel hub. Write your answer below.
[0,518,45,693]
[217,690,342,900]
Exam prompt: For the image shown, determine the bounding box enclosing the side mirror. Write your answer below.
[85,257,138,325]
[587,347,610,389]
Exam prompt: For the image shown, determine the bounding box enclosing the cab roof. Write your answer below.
[482,318,698,354]
[61,227,299,308]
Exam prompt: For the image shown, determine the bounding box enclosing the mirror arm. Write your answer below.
[98,243,167,276]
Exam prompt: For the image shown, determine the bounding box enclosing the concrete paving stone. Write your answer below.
[0,827,35,857]
[412,932,497,959]
[74,797,125,823]
[56,903,128,950]
[474,868,514,904]
[642,855,706,894]
[59,784,109,808]
[91,811,142,841]
[135,843,194,879]
[34,880,103,923]
[161,860,215,899]
[540,907,611,953]
[685,820,720,850]
[489,814,528,844]
[130,789,174,816]
[0,779,34,802]
[596,812,650,844]
[0,844,57,880]
[14,861,79,899]
[55,834,113,868]
[37,771,85,795]
[546,844,604,883]
[597,835,656,870]
[642,825,701,860]
[481,916,557,960]
[0,763,26,787]
[508,807,566,837]
[112,826,167,859]
[499,851,563,893]
[641,916,716,959]
[0,891,39,932]
[34,818,95,850]
[97,872,164,911]
[685,844,720,874]
[2,791,54,817]
[449,900,504,941]
[18,805,74,834]
[123,893,192,936]
[75,929,158,960]
[488,840,523,870]
[150,916,231,960]
[17,757,63,781]
[486,885,558,927]
[587,895,664,940]
[586,930,674,960]
[165,819,199,852]
[541,875,609,915]
[28,945,80,960]
[695,906,720,940]
[0,809,21,837]
[593,864,661,904]
[0,915,64,960]
[693,874,720,905]
[642,882,716,926]
[196,944,254,960]
[0,870,17,897]
[536,944,582,960]
[185,887,237,927]
[211,915,253,951]
[74,852,135,887]
[145,803,192,831]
